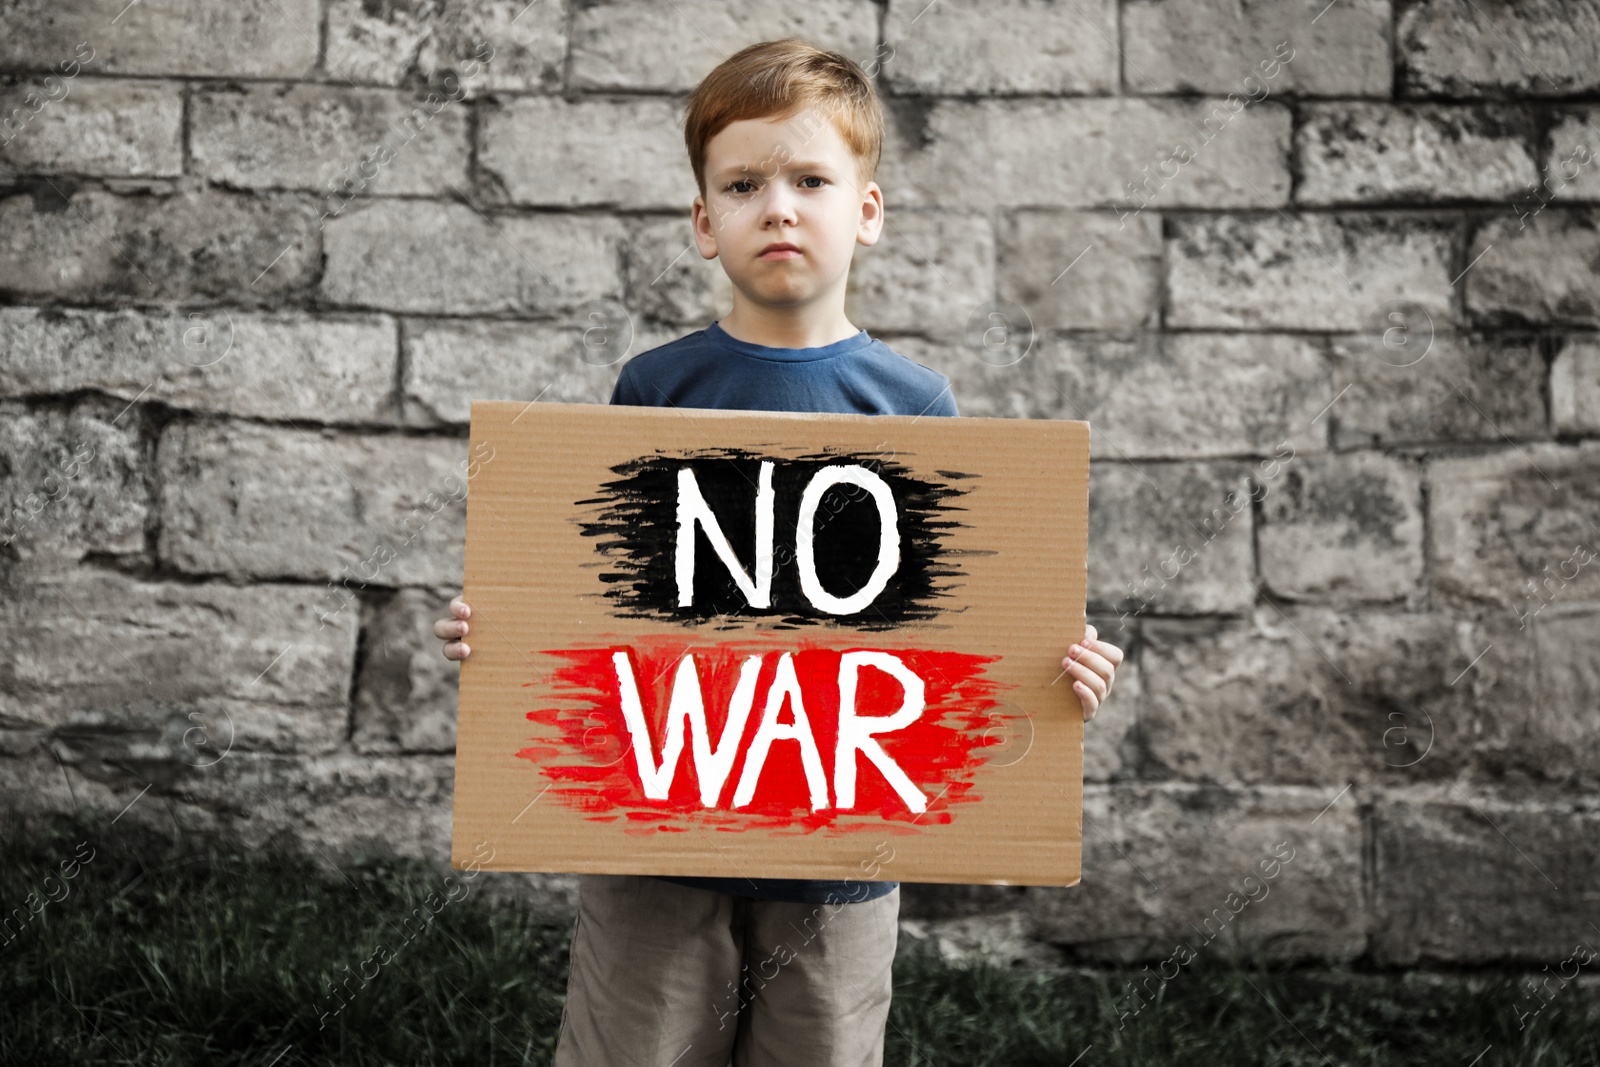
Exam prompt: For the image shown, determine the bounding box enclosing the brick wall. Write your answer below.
[1,0,1596,967]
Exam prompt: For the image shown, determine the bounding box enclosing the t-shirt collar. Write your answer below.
[706,319,871,363]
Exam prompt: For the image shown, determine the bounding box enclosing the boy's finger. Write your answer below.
[1075,681,1098,720]
[1064,644,1114,677]
[1086,636,1125,667]
[1063,659,1108,702]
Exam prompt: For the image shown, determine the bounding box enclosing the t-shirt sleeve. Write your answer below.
[608,364,640,406]
[926,376,959,417]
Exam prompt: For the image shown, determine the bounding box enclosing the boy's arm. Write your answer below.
[608,364,642,407]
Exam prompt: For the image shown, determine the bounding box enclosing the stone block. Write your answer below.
[1124,0,1390,96]
[569,0,876,92]
[1425,609,1549,786]
[1084,333,1330,460]
[1527,607,1600,788]
[996,210,1160,331]
[0,307,399,425]
[0,566,358,760]
[1397,0,1600,97]
[880,98,1290,211]
[1547,108,1600,203]
[1020,784,1366,963]
[0,77,181,178]
[1297,103,1538,204]
[325,0,562,93]
[0,0,319,77]
[1552,339,1600,436]
[320,199,625,315]
[1089,459,1257,617]
[1258,451,1425,603]
[191,83,469,198]
[1139,607,1519,786]
[1373,789,1600,964]
[0,188,319,303]
[1328,332,1548,448]
[402,317,624,426]
[353,588,459,753]
[1167,213,1456,330]
[157,421,474,589]
[1428,443,1600,605]
[479,95,695,209]
[908,333,1331,460]
[1466,211,1600,327]
[0,397,147,563]
[883,0,1117,94]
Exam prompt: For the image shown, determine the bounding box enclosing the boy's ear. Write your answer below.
[855,182,885,248]
[691,196,720,260]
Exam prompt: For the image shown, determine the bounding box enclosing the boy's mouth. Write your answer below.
[759,243,802,260]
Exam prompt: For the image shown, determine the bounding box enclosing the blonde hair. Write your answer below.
[683,38,884,197]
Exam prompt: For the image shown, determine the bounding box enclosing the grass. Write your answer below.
[2,812,1596,1066]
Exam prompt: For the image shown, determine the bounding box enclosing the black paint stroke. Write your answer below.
[575,448,978,629]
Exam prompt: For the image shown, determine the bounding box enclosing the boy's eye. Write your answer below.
[725,176,827,194]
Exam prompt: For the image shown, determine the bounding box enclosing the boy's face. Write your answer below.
[691,107,883,313]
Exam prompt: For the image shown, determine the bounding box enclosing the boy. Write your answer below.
[434,38,1122,1066]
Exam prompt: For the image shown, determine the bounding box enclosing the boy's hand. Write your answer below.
[1061,624,1122,723]
[434,594,472,661]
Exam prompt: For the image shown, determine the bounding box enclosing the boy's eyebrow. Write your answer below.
[711,159,838,181]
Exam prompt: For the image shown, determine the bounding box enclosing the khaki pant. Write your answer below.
[553,874,901,1067]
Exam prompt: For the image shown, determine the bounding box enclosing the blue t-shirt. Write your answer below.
[607,319,958,905]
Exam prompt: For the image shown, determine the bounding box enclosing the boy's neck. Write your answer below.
[716,302,861,351]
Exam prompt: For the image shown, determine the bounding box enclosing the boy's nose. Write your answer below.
[757,186,799,225]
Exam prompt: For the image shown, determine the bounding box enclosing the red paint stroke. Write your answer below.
[517,634,1015,837]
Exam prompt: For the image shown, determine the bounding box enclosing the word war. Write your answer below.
[523,639,1010,833]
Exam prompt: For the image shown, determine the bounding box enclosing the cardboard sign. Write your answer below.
[451,401,1090,887]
